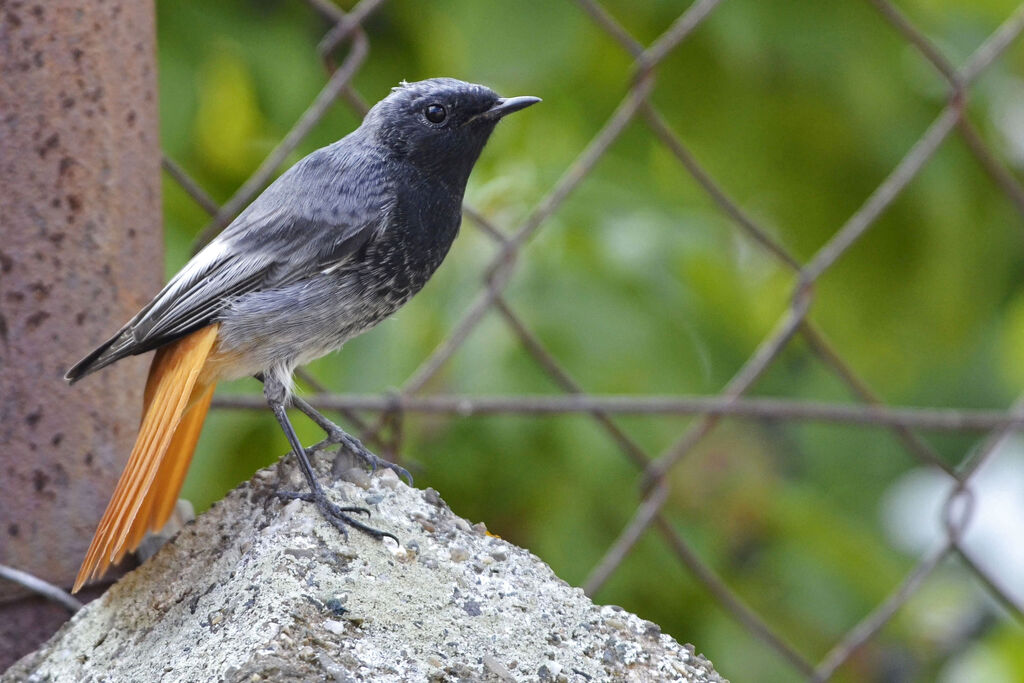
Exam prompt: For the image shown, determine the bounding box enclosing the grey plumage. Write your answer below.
[66,78,540,396]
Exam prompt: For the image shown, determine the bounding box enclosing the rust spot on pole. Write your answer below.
[0,0,162,661]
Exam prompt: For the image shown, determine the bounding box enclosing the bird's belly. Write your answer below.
[209,270,421,381]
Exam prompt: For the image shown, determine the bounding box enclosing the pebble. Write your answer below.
[378,472,401,490]
[325,596,347,617]
[388,544,411,562]
[284,546,316,560]
[341,467,371,489]
[322,619,346,636]
[482,654,515,682]
[413,514,436,533]
[605,617,628,632]
[537,662,562,681]
[317,653,348,682]
[422,488,445,508]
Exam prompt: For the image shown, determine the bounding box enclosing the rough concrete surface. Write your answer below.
[4,454,725,682]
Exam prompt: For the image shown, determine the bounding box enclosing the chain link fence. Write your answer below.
[194,0,1024,680]
[9,0,1024,679]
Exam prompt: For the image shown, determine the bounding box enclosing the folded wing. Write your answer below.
[65,148,388,383]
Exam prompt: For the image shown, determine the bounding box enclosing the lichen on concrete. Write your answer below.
[4,454,726,682]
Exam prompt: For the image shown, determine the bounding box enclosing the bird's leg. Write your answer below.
[263,376,397,542]
[289,394,413,486]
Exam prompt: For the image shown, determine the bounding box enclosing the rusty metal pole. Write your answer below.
[0,0,162,666]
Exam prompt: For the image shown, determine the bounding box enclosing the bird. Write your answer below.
[65,78,540,593]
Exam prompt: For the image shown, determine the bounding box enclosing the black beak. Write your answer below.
[478,96,541,121]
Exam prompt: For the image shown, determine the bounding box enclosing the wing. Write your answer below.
[132,212,380,344]
[66,144,389,382]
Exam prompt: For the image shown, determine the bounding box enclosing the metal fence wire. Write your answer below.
[153,0,1024,679]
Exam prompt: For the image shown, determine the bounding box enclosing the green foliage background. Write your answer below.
[156,1,1024,680]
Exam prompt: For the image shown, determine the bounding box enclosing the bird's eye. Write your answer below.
[424,103,447,124]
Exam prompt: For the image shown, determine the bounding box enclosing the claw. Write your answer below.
[275,489,368,515]
[327,428,414,486]
[274,487,392,540]
[275,490,314,503]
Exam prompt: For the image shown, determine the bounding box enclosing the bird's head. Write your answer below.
[363,78,539,187]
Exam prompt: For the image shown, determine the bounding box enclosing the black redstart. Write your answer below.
[65,78,539,592]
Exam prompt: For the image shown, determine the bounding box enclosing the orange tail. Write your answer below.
[73,325,220,593]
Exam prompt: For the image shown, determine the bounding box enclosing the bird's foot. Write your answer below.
[285,393,414,486]
[325,426,413,486]
[274,488,398,542]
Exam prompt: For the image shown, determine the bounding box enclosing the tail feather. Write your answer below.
[108,382,189,555]
[73,325,220,593]
[132,382,216,549]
